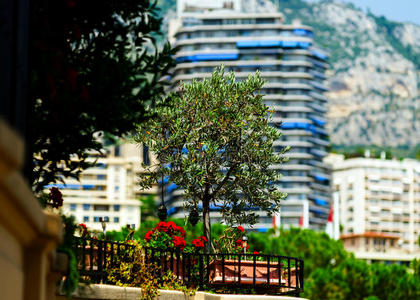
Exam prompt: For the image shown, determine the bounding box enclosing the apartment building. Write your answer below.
[166,0,331,231]
[326,154,420,254]
[50,143,156,232]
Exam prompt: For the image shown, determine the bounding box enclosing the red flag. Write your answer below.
[326,205,333,237]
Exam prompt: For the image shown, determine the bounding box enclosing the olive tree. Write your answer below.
[136,67,288,251]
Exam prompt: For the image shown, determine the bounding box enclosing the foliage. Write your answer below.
[107,242,195,300]
[248,227,349,276]
[305,258,420,300]
[212,226,247,253]
[58,214,80,297]
[136,67,288,247]
[29,0,176,192]
[140,195,158,222]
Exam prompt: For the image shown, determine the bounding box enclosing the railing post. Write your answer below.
[238,254,241,285]
[253,254,256,287]
[287,257,291,288]
[199,252,204,287]
[222,254,225,284]
[295,258,298,292]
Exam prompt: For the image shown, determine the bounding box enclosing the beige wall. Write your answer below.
[0,119,62,300]
[57,284,305,300]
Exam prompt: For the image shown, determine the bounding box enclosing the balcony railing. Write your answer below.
[74,237,304,296]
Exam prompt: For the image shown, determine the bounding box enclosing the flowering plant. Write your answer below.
[144,221,208,253]
[212,226,248,253]
[144,221,187,251]
[78,223,90,238]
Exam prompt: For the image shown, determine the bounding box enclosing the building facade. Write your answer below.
[326,154,420,254]
[166,0,331,231]
[340,232,418,264]
[50,143,153,232]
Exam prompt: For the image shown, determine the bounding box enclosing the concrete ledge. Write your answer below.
[58,284,306,300]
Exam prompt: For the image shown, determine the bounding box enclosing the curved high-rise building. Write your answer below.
[166,0,331,231]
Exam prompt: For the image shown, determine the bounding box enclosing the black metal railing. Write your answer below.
[74,237,304,296]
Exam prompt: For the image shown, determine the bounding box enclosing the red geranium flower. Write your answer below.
[175,226,186,238]
[173,236,186,250]
[199,236,207,242]
[145,230,153,241]
[155,221,169,233]
[79,223,87,229]
[237,226,244,232]
[253,251,259,255]
[235,239,249,250]
[192,239,205,248]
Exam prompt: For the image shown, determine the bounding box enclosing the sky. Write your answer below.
[308,0,420,25]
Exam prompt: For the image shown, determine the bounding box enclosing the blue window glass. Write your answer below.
[114,205,120,211]
[70,204,77,211]
[83,216,89,222]
[83,204,91,211]
[104,216,109,222]
[114,217,119,223]
[115,186,119,192]
[93,216,100,222]
[97,174,106,180]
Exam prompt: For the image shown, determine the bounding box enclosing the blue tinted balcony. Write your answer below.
[311,50,329,61]
[313,198,328,206]
[310,116,326,127]
[293,28,313,37]
[166,183,178,193]
[311,81,329,92]
[175,53,239,63]
[237,40,281,48]
[281,121,310,130]
[236,40,311,49]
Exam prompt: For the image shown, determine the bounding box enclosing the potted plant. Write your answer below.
[209,226,285,286]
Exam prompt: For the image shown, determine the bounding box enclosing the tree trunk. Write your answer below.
[202,195,211,254]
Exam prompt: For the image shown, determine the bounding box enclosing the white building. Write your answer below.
[50,143,156,232]
[326,154,420,255]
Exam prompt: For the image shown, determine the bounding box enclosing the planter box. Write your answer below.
[209,259,286,285]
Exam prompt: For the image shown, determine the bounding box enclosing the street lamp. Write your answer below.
[99,217,106,238]
[242,236,248,255]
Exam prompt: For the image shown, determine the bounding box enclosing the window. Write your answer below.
[83,216,89,222]
[94,205,109,211]
[115,186,119,192]
[97,174,106,180]
[114,205,120,212]
[70,204,77,211]
[114,145,120,157]
[114,217,120,223]
[93,216,100,222]
[104,216,109,222]
[83,204,91,211]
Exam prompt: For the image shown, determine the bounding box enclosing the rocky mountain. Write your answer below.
[158,0,420,153]
[275,0,420,152]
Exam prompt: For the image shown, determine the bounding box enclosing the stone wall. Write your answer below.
[0,119,62,300]
[57,284,306,300]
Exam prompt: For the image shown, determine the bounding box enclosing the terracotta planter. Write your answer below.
[208,259,286,285]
